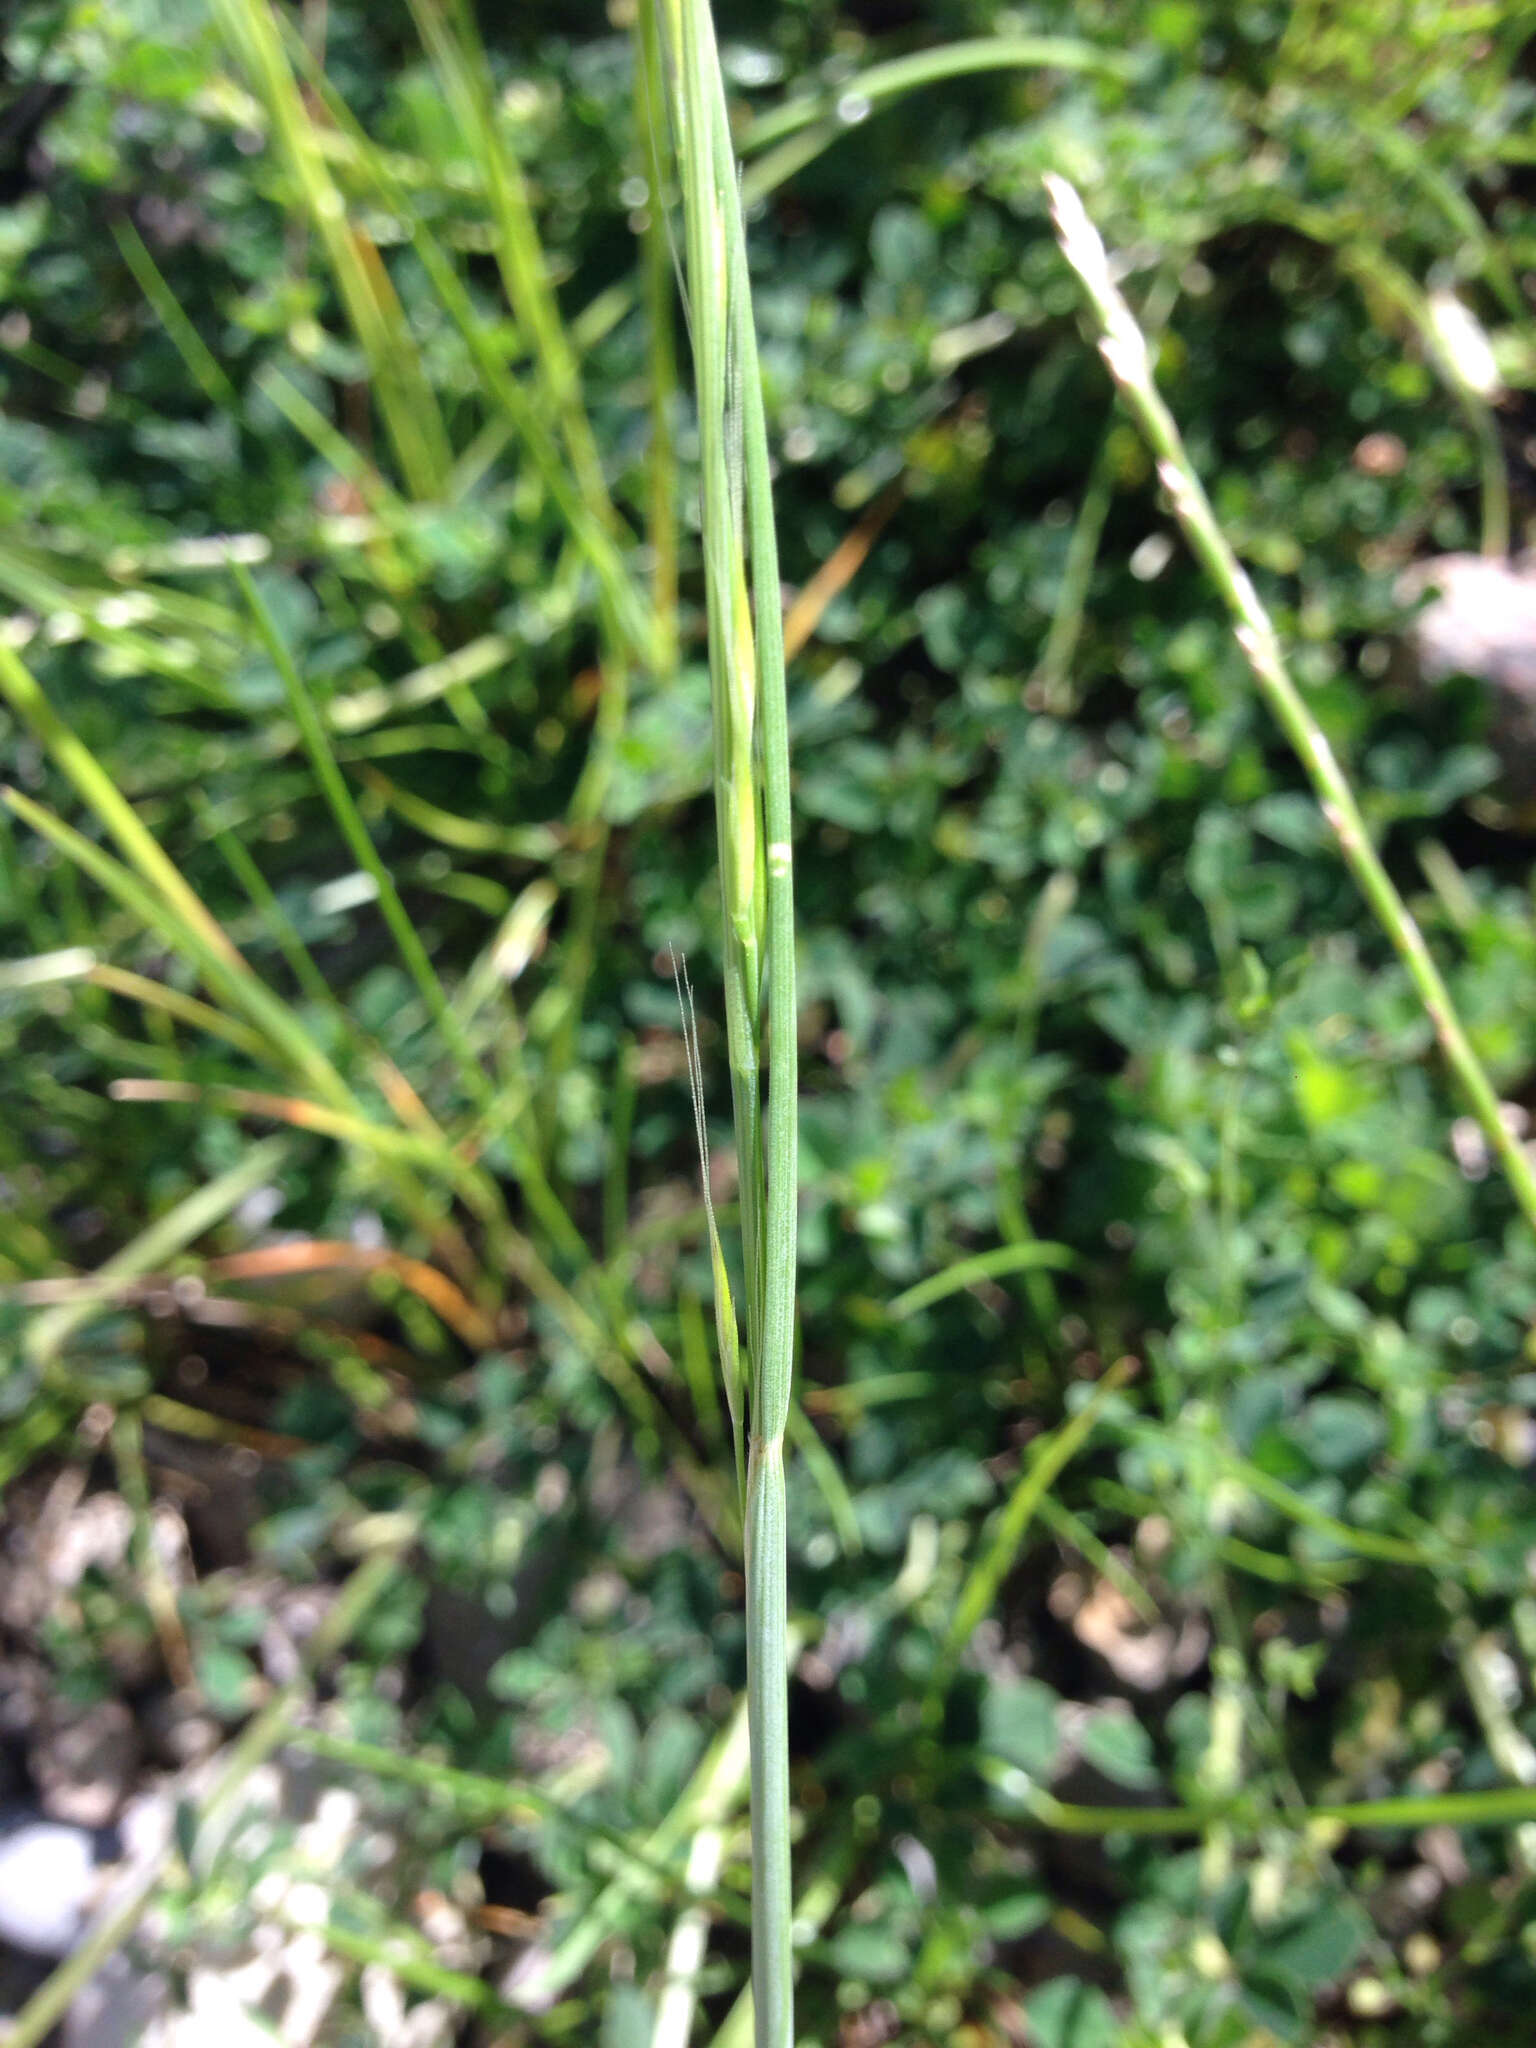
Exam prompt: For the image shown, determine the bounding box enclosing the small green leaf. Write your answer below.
[827,1921,911,1985]
[1025,1976,1120,2048]
[982,1678,1061,1779]
[1261,1896,1370,1989]
[1076,1709,1160,1790]
[1295,1396,1386,1473]
[981,1885,1052,1940]
[195,1643,258,1717]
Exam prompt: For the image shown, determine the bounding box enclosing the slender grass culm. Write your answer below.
[655,3,799,2045]
[1045,174,1536,1244]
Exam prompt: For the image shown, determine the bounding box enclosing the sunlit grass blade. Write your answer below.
[85,963,275,1065]
[2,784,351,1108]
[269,22,658,670]
[99,1078,680,1455]
[888,1237,1079,1320]
[324,634,514,734]
[204,1239,497,1350]
[650,1819,729,2048]
[781,481,903,661]
[210,0,453,501]
[405,0,612,527]
[453,876,556,1035]
[0,945,95,993]
[107,1076,432,1154]
[740,35,1138,155]
[353,766,556,861]
[508,1632,802,2011]
[0,640,242,966]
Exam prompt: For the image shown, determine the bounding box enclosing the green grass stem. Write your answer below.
[660,8,800,2036]
[888,1237,1078,1320]
[406,0,613,529]
[1023,1782,1536,1837]
[211,0,452,500]
[739,36,1138,155]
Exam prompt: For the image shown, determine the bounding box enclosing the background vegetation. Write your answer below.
[5,0,1536,2043]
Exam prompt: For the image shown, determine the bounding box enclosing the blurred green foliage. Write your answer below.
[6,0,1536,2042]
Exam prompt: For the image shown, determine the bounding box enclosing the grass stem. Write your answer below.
[1046,174,1536,1240]
[662,4,799,2037]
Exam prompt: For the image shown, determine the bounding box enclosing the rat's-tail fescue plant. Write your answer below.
[657,2,799,2044]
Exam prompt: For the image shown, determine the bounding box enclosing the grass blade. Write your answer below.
[22,1136,291,1369]
[232,564,497,1119]
[211,0,452,500]
[740,35,1138,154]
[405,0,612,529]
[2,785,351,1109]
[0,641,242,967]
[888,1238,1079,1320]
[939,1355,1138,1685]
[675,950,746,1501]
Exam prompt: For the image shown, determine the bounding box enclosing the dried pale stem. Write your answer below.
[1046,174,1536,1241]
[1457,1631,1536,1874]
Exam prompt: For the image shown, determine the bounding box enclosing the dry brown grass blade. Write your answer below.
[108,1077,406,1148]
[141,1394,309,1458]
[205,1239,497,1349]
[781,479,904,661]
[370,1053,443,1140]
